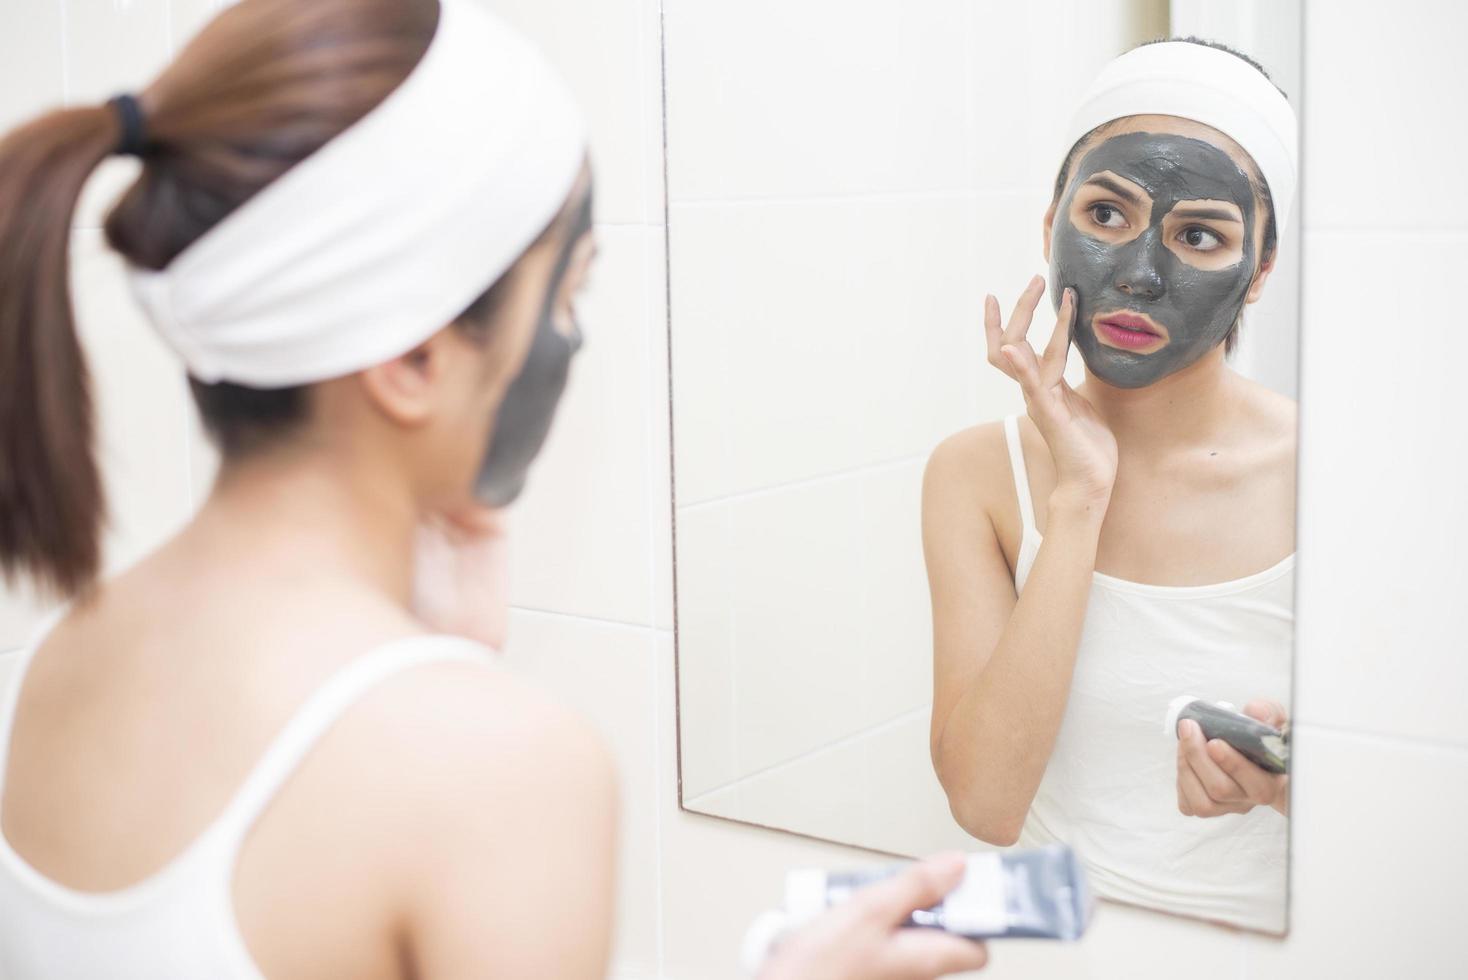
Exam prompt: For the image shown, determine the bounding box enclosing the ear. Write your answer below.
[1042,201,1057,263]
[358,332,451,427]
[1244,249,1277,304]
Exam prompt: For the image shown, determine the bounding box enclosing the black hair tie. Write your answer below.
[106,94,149,157]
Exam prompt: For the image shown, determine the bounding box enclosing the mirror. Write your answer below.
[667,0,1302,935]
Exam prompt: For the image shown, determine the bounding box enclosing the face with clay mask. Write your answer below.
[1048,125,1265,389]
[473,185,596,506]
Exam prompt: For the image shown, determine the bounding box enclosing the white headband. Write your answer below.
[1063,41,1299,239]
[127,0,586,388]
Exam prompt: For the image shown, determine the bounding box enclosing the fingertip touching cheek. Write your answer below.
[1049,131,1257,389]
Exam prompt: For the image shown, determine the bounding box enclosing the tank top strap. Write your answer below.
[204,635,496,851]
[1003,414,1038,537]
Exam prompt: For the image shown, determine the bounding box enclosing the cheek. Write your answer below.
[1053,222,1116,282]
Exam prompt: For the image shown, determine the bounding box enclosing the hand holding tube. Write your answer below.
[756,854,989,980]
[1176,699,1290,818]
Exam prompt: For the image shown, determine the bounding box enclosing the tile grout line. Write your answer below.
[1293,720,1468,755]
[685,703,930,804]
[678,452,930,514]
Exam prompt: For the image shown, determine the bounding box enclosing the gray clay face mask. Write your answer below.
[473,190,593,506]
[1049,131,1257,389]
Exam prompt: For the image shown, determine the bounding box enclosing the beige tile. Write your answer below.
[657,628,898,980]
[484,0,651,226]
[0,582,60,655]
[858,460,936,722]
[686,708,975,861]
[500,610,661,977]
[860,711,977,855]
[970,0,1165,198]
[1242,725,1468,978]
[666,205,734,506]
[508,226,654,625]
[976,898,1243,980]
[726,476,871,775]
[669,503,738,799]
[0,0,64,134]
[70,228,195,575]
[0,649,23,690]
[168,0,234,53]
[63,0,172,107]
[698,733,871,846]
[668,197,975,503]
[664,0,969,203]
[1293,234,1468,746]
[1305,1,1468,230]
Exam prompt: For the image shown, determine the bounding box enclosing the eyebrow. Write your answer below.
[1082,175,1143,204]
[1169,205,1243,223]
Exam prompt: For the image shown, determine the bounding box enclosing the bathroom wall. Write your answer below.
[1,3,1464,980]
[666,0,1177,855]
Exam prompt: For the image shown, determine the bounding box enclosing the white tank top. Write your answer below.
[1001,415,1293,933]
[0,630,496,978]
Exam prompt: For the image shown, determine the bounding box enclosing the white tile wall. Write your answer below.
[686,709,976,858]
[491,0,662,226]
[1302,0,1467,232]
[1292,231,1468,747]
[663,0,970,203]
[62,0,172,107]
[0,0,64,133]
[666,0,1160,869]
[668,196,978,505]
[1,1,1465,979]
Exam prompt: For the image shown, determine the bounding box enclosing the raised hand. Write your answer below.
[985,275,1118,505]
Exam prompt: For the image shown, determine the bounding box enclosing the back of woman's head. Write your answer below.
[0,0,444,596]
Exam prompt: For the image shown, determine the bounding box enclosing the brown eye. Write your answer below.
[1180,226,1222,251]
[1089,204,1126,228]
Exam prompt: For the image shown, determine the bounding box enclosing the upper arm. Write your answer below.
[387,666,619,980]
[921,426,1021,762]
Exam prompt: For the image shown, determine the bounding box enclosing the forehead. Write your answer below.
[1071,114,1258,187]
[1070,128,1254,207]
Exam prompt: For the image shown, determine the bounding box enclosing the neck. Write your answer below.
[186,440,419,606]
[1077,347,1243,452]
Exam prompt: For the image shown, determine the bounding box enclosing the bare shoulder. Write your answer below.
[236,646,619,978]
[268,643,619,874]
[351,649,617,799]
[924,419,1013,508]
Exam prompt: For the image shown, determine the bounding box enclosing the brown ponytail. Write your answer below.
[0,106,117,596]
[0,0,447,597]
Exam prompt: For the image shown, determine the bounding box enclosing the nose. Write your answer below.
[1115,234,1166,300]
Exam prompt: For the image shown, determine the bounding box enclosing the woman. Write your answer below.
[925,39,1296,932]
[0,0,988,976]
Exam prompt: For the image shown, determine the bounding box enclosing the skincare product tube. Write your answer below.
[1165,695,1290,774]
[740,846,1093,974]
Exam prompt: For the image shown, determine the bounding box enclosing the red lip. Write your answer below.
[1097,311,1163,336]
[1092,310,1168,352]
